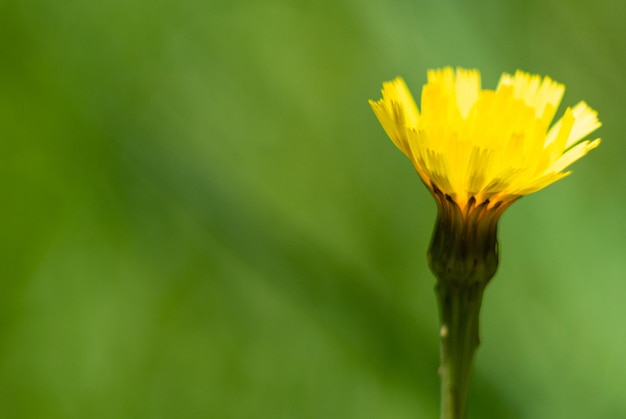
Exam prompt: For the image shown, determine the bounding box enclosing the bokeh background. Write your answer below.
[1,0,624,417]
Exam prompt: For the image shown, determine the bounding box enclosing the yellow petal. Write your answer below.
[549,138,601,174]
[369,77,420,157]
[455,68,480,119]
[565,101,602,148]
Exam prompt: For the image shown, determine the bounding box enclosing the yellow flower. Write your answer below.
[370,68,602,417]
[369,67,601,210]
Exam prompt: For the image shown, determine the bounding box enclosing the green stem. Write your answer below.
[436,281,486,419]
[426,187,510,419]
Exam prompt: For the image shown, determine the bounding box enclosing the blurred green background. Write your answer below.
[1,0,624,417]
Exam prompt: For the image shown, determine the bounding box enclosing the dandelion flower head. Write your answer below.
[369,67,601,209]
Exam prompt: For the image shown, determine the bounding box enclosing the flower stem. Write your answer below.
[436,281,486,419]
[426,189,508,419]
